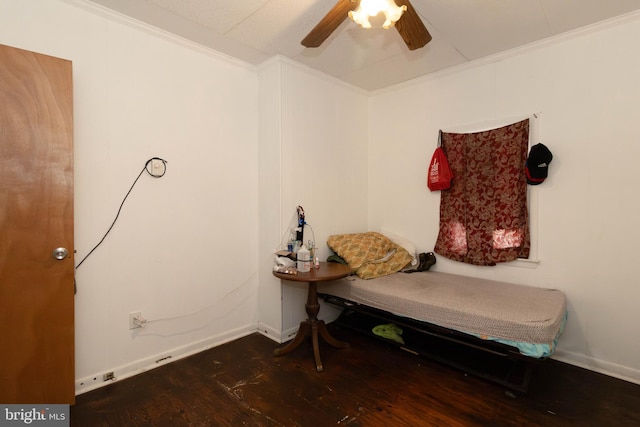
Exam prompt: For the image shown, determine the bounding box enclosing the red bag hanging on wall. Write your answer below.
[427,131,453,191]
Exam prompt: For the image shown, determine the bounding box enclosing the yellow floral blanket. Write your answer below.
[326,232,413,279]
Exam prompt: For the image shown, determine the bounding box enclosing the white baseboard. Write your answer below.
[256,321,298,344]
[75,322,640,396]
[278,325,299,343]
[75,322,258,395]
[553,350,640,386]
[256,321,282,343]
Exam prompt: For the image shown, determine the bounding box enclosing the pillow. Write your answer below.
[326,232,414,279]
[380,229,418,268]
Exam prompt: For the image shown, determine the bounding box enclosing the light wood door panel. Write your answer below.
[0,43,75,403]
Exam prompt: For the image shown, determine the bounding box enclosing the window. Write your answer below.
[433,119,530,266]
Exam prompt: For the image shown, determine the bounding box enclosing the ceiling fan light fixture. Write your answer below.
[348,0,407,29]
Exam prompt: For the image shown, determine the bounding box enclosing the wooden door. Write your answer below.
[0,44,75,403]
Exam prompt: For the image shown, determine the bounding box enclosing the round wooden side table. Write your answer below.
[272,262,351,372]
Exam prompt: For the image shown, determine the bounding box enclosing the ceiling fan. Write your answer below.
[302,0,432,51]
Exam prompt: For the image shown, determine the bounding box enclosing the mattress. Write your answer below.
[319,271,567,358]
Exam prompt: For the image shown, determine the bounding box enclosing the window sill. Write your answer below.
[506,258,540,269]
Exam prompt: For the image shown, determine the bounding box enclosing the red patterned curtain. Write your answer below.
[434,119,530,266]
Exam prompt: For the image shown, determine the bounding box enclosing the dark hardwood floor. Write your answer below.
[72,324,640,426]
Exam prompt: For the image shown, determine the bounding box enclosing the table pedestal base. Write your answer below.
[273,318,349,372]
[272,264,352,372]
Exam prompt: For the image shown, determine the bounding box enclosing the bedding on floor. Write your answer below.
[319,270,567,358]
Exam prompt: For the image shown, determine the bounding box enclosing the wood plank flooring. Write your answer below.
[71,324,640,426]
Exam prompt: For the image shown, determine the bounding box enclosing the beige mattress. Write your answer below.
[319,271,566,345]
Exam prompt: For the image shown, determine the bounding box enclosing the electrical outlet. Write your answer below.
[129,311,143,330]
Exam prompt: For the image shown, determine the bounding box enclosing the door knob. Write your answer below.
[53,247,69,260]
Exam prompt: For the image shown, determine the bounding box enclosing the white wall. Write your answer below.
[368,12,640,384]
[258,58,369,337]
[257,59,285,338]
[0,0,259,394]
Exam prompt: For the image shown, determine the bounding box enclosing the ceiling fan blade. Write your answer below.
[395,0,432,50]
[302,0,360,48]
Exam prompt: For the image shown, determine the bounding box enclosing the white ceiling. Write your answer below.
[86,0,640,91]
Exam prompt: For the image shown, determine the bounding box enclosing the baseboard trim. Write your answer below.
[256,321,282,343]
[553,349,640,385]
[75,322,258,395]
[256,322,298,344]
[75,323,640,395]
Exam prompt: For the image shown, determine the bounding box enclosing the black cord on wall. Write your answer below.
[75,157,167,270]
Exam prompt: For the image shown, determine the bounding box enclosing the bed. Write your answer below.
[318,271,567,392]
[320,270,567,357]
[318,231,568,391]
